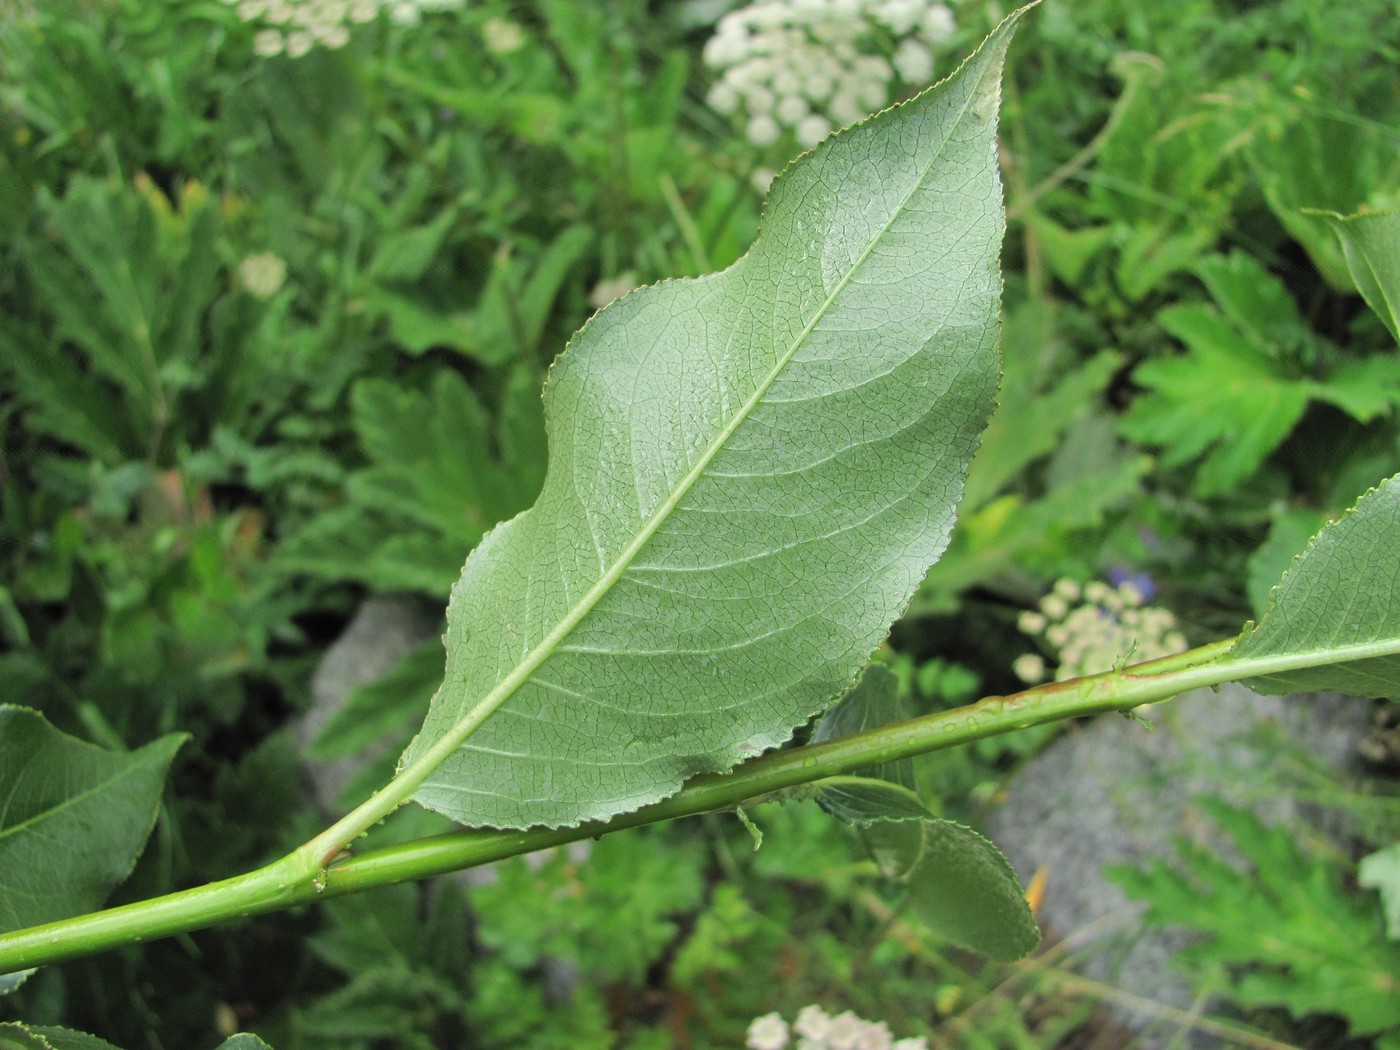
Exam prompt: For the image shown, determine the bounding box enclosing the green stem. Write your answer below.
[0,638,1251,974]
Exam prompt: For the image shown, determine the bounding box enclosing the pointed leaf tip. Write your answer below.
[1234,473,1400,698]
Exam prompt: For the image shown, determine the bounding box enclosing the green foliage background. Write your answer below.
[1,0,1398,1046]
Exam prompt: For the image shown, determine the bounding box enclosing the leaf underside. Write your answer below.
[402,11,1027,829]
[1235,473,1400,698]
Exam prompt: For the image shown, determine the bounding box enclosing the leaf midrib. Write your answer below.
[408,79,990,789]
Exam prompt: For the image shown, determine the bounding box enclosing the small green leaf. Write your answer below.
[863,818,1039,960]
[812,664,927,824]
[1120,303,1311,496]
[214,1037,275,1050]
[1193,251,1305,359]
[0,970,34,996]
[1316,209,1400,344]
[1359,843,1400,940]
[0,706,184,935]
[1234,474,1400,697]
[818,777,932,826]
[369,208,458,284]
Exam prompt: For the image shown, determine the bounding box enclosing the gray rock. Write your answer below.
[299,594,443,813]
[982,683,1372,1048]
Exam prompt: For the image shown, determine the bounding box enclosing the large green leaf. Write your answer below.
[0,1028,272,1050]
[3,1029,119,1050]
[0,706,184,935]
[1234,474,1400,697]
[401,11,1026,829]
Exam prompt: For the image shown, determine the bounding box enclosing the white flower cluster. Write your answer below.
[1014,578,1188,684]
[223,0,465,58]
[746,1005,929,1050]
[704,0,957,149]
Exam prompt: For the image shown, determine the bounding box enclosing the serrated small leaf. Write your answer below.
[864,818,1039,960]
[0,970,34,996]
[215,1036,276,1050]
[1234,474,1400,697]
[19,1029,121,1050]
[818,777,932,826]
[0,1024,56,1050]
[402,10,1029,829]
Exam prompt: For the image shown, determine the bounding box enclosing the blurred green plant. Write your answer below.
[2,1,1400,1049]
[1111,798,1400,1047]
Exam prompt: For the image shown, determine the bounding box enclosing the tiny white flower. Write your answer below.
[827,90,865,126]
[316,23,350,48]
[236,0,266,20]
[745,84,777,114]
[348,0,378,22]
[776,93,809,124]
[284,28,314,56]
[746,1012,791,1050]
[803,70,836,102]
[920,4,956,44]
[795,113,832,146]
[826,1010,867,1050]
[793,1005,833,1040]
[746,112,782,146]
[771,67,803,96]
[893,38,933,82]
[874,0,920,35]
[482,17,525,54]
[1041,594,1069,621]
[856,77,888,112]
[389,1,420,25]
[1014,653,1045,683]
[857,1020,895,1050]
[252,27,284,55]
[893,1039,930,1050]
[708,80,742,115]
[1018,611,1047,635]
